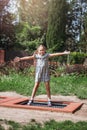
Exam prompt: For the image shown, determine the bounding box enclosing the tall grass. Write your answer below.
[0,72,34,96]
[0,72,87,99]
[50,74,87,99]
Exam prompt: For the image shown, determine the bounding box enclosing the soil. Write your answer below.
[0,92,87,125]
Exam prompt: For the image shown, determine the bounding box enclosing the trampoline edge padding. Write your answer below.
[0,97,83,113]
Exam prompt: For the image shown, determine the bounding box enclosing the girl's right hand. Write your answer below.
[14,57,20,62]
[64,50,70,55]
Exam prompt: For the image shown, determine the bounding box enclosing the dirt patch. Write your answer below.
[0,92,87,124]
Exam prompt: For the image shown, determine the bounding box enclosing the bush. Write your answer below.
[65,64,87,75]
[15,22,43,52]
[69,52,87,64]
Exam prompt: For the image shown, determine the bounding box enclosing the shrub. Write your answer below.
[69,52,87,64]
[65,64,87,75]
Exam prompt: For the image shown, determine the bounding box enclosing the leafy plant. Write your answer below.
[15,22,42,51]
[69,52,87,64]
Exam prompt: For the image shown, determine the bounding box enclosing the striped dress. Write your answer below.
[34,53,50,82]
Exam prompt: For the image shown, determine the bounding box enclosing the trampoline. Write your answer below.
[0,97,83,113]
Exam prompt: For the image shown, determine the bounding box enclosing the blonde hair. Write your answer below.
[33,45,47,55]
[37,44,46,51]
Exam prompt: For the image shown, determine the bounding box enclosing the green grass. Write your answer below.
[0,72,34,96]
[0,72,87,99]
[0,119,87,130]
[50,74,87,99]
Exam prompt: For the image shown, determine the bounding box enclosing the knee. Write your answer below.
[35,82,40,87]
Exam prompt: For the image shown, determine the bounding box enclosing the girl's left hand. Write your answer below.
[14,57,20,62]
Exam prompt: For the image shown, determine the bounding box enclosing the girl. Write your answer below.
[14,45,70,106]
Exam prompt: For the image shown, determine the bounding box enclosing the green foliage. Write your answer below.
[51,74,87,99]
[15,22,42,51]
[0,72,34,96]
[44,120,85,130]
[7,120,21,130]
[19,0,49,30]
[1,119,87,130]
[79,12,87,53]
[46,0,69,51]
[50,52,87,65]
[69,52,87,64]
[0,125,4,130]
[23,122,41,130]
[0,119,21,130]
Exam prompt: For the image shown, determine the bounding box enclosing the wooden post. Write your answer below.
[0,49,5,64]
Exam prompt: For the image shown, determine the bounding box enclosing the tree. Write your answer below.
[18,0,50,32]
[79,12,87,52]
[66,0,87,52]
[0,0,10,12]
[0,0,16,49]
[46,0,69,52]
[15,22,42,52]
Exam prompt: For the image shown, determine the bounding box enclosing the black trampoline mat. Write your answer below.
[17,100,67,108]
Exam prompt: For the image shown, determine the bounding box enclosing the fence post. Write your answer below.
[0,49,5,64]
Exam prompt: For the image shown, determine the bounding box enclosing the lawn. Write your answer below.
[0,71,87,99]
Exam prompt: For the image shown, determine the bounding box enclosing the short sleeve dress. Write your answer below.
[34,53,50,82]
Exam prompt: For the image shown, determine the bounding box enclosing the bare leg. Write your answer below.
[31,82,40,99]
[27,82,40,105]
[44,81,51,100]
[44,81,52,106]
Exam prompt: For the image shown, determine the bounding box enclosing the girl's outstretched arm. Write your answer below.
[14,55,34,62]
[49,51,70,58]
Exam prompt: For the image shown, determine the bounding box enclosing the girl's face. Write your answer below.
[38,46,46,55]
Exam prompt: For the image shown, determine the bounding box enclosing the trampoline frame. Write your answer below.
[0,97,83,113]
